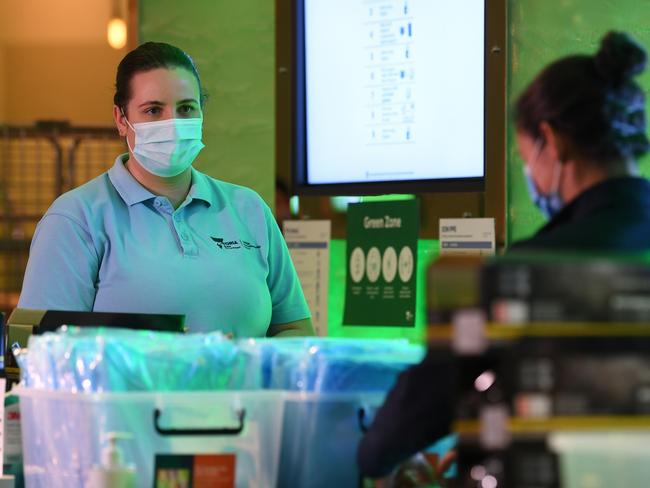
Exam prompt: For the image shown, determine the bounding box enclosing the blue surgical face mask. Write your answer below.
[121,110,204,177]
[523,139,564,219]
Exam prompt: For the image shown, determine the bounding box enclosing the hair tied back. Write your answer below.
[594,31,647,85]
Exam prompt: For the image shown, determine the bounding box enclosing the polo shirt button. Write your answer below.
[154,200,161,207]
[181,233,189,241]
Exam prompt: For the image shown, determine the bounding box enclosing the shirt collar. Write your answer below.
[188,167,215,207]
[108,154,214,207]
[538,176,650,235]
[108,154,156,206]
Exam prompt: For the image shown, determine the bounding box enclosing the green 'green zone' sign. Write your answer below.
[343,200,420,327]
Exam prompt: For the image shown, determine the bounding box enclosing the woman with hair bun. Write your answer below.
[512,31,650,251]
[357,31,650,481]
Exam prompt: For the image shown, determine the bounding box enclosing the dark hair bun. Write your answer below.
[594,31,647,85]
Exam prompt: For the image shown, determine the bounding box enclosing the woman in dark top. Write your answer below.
[511,31,650,251]
[357,31,650,480]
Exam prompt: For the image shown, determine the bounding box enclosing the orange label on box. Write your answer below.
[194,454,236,488]
[154,453,236,488]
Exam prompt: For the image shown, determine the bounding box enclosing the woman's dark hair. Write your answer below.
[114,41,207,113]
[515,31,649,164]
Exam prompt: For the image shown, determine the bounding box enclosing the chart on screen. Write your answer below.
[304,0,485,184]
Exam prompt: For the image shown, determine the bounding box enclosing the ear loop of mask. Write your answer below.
[529,138,544,165]
[524,136,566,219]
[527,137,562,195]
[120,108,136,154]
[549,156,563,196]
[526,138,562,192]
[524,138,544,183]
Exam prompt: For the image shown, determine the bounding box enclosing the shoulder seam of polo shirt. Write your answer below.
[38,211,100,262]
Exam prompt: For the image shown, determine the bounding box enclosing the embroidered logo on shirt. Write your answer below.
[211,237,261,250]
[241,240,261,250]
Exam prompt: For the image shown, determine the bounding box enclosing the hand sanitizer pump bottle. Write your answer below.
[86,432,136,488]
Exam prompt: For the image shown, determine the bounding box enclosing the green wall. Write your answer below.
[139,0,275,205]
[507,0,650,244]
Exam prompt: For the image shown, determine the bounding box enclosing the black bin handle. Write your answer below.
[154,407,246,437]
[358,407,370,434]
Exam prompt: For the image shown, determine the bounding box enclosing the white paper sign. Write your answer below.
[439,218,495,256]
[283,220,331,336]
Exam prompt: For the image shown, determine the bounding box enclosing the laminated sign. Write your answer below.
[283,220,331,336]
[155,454,235,488]
[344,200,419,326]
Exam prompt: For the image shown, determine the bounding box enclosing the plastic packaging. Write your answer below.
[16,327,261,392]
[263,337,424,392]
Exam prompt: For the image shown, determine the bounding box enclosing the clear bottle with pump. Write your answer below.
[86,432,136,488]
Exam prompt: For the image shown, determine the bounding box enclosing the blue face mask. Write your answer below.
[523,139,565,219]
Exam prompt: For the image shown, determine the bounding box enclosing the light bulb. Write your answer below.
[107,18,127,50]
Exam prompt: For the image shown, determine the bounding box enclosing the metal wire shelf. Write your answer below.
[0,123,125,315]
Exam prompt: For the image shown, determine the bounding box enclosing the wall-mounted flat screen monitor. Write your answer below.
[293,0,487,195]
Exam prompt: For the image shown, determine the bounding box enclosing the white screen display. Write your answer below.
[304,0,485,185]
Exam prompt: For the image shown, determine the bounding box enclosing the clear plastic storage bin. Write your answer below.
[16,387,285,488]
[277,391,385,487]
[265,338,421,487]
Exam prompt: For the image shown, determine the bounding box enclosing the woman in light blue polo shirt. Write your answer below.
[18,42,313,338]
